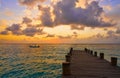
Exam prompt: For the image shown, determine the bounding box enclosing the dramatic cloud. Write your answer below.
[19,0,45,7]
[52,0,114,27]
[0,0,116,38]
[6,24,22,35]
[34,0,115,28]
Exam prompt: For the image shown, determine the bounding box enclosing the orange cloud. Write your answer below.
[0,19,8,32]
[103,5,112,11]
[0,8,14,17]
[19,0,46,7]
[4,9,14,16]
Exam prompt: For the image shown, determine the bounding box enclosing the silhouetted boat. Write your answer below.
[29,45,40,48]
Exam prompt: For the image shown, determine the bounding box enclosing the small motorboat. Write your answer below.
[29,45,40,48]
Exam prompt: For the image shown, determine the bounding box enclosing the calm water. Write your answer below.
[0,44,120,78]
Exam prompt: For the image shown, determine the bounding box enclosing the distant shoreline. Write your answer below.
[0,43,120,45]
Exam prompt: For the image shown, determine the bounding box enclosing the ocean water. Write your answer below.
[0,44,120,78]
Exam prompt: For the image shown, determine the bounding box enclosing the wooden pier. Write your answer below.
[62,48,120,78]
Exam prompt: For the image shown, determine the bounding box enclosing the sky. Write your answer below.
[0,0,120,43]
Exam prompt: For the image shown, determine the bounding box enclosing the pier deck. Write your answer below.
[62,50,120,78]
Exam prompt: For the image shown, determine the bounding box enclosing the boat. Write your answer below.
[29,45,40,48]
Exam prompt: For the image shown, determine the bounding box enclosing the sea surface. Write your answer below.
[0,44,120,78]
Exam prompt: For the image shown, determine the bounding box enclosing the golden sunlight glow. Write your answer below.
[32,20,42,25]
[0,20,7,31]
[0,35,26,41]
[51,0,61,5]
[43,25,73,36]
[76,0,87,8]
[103,5,112,11]
[50,7,55,22]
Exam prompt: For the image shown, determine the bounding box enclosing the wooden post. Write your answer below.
[84,48,87,52]
[62,62,71,75]
[67,53,71,56]
[100,53,104,59]
[91,50,93,55]
[111,57,117,66]
[66,55,71,62]
[70,48,73,55]
[94,52,97,57]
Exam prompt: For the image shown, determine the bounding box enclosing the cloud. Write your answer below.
[46,34,55,37]
[71,25,85,30]
[106,30,119,40]
[116,28,120,34]
[1,0,116,38]
[19,0,45,7]
[6,24,21,31]
[22,17,32,24]
[88,33,105,40]
[38,5,53,27]
[72,31,78,38]
[52,0,114,27]
[107,30,114,35]
[22,27,42,36]
[0,21,44,36]
[6,24,23,35]
[1,23,43,36]
[58,35,71,39]
[95,33,104,38]
[18,0,115,29]
[73,32,77,35]
[0,30,8,35]
[35,0,115,28]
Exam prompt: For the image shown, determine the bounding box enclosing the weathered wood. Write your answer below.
[70,48,73,55]
[62,50,120,78]
[111,57,117,66]
[66,55,71,62]
[94,52,97,57]
[100,53,104,59]
[90,50,93,55]
[62,62,71,75]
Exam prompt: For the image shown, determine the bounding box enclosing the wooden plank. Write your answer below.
[62,50,120,78]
